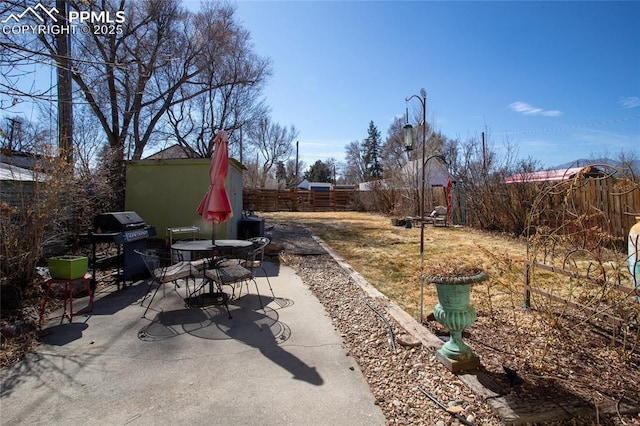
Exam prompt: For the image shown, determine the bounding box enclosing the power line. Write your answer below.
[493,116,640,136]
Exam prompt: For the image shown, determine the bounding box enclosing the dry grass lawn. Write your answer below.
[261,211,529,319]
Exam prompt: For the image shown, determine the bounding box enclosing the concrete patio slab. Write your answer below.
[0,263,385,426]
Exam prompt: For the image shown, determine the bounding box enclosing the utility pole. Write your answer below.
[7,117,19,152]
[295,140,299,181]
[481,131,486,173]
[239,127,243,164]
[55,0,73,164]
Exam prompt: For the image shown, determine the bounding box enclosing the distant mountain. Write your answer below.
[551,158,640,176]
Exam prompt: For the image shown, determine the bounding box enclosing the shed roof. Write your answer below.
[145,144,198,159]
[0,162,41,182]
[504,166,604,184]
[404,159,456,186]
[297,179,333,190]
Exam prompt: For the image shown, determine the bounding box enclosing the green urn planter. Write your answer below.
[425,270,488,373]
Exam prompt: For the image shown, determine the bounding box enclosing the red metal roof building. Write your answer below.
[504,166,603,184]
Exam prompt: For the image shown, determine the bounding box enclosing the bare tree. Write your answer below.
[283,157,304,188]
[0,1,56,112]
[164,2,271,159]
[617,150,639,178]
[381,116,408,178]
[456,131,543,234]
[1,0,269,205]
[72,104,108,174]
[343,140,366,184]
[1,0,196,202]
[0,115,52,158]
[245,117,298,188]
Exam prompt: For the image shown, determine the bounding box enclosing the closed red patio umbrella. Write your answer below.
[196,131,233,242]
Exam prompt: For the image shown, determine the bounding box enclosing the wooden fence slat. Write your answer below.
[243,188,358,212]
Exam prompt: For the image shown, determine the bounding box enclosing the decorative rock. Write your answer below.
[446,404,464,414]
[397,333,421,347]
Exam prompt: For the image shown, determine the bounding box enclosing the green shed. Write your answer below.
[124,157,244,241]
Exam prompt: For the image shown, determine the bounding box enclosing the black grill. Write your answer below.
[90,211,156,289]
[94,211,146,232]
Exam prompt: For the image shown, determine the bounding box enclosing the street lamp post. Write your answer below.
[404,88,447,323]
[405,89,427,227]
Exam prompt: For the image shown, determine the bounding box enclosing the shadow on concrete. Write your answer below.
[258,260,281,282]
[89,280,149,316]
[137,293,322,386]
[1,331,89,399]
[39,323,89,346]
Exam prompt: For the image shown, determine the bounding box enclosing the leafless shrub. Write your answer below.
[1,148,73,300]
[0,145,119,306]
[525,164,640,362]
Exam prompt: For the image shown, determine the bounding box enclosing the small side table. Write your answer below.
[40,273,94,324]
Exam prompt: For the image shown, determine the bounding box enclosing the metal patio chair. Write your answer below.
[242,237,274,298]
[204,255,263,310]
[135,249,196,318]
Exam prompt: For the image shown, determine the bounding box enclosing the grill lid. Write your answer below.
[93,211,146,233]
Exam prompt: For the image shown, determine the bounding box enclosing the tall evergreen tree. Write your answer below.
[304,160,332,182]
[362,121,383,181]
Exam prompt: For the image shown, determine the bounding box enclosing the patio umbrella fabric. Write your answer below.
[196,131,233,241]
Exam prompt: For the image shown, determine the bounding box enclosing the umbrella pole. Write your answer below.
[212,223,215,244]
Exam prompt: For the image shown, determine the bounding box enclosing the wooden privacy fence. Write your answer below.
[243,186,467,224]
[540,177,640,242]
[573,178,640,242]
[243,188,357,212]
[244,178,638,238]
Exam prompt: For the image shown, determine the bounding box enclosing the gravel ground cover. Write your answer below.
[269,220,638,426]
[285,252,500,425]
[270,221,502,425]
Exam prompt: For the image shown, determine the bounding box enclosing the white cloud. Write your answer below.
[619,96,640,109]
[509,101,562,117]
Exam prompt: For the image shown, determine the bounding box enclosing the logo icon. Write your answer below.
[2,3,59,24]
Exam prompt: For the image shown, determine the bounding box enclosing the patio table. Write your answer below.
[170,239,253,310]
[170,239,252,254]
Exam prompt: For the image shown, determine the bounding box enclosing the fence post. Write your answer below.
[523,260,531,309]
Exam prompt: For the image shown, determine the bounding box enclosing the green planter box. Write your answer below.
[48,256,89,280]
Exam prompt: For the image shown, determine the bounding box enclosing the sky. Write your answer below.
[2,1,638,170]
[220,0,639,169]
